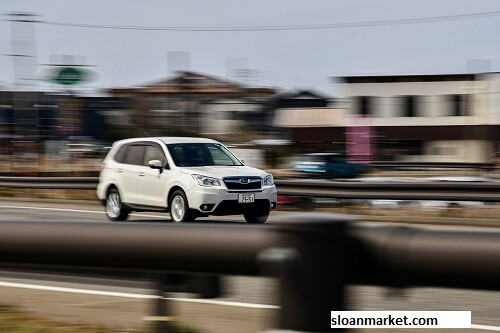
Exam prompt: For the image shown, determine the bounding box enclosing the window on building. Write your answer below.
[401,96,417,117]
[358,96,371,116]
[449,94,470,116]
[430,146,457,156]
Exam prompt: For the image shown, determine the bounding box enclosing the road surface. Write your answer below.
[0,198,499,332]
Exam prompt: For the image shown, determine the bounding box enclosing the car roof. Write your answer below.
[157,137,218,144]
[114,137,219,145]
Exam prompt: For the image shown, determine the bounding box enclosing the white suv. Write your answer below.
[97,137,277,223]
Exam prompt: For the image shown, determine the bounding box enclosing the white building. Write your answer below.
[337,73,500,163]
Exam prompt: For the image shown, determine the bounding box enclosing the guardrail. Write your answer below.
[0,176,98,189]
[275,179,500,202]
[1,214,500,332]
[1,176,499,201]
[372,161,496,170]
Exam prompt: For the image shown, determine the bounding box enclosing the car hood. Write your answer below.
[179,165,269,178]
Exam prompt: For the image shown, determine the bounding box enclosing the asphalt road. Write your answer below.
[1,198,500,332]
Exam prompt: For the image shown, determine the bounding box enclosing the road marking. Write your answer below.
[143,316,176,322]
[472,324,500,331]
[0,204,168,219]
[0,280,498,321]
[0,280,157,299]
[0,280,279,309]
[168,297,279,309]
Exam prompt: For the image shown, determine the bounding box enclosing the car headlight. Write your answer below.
[263,174,274,186]
[192,174,221,187]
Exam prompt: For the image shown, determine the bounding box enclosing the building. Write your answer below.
[0,91,129,153]
[199,97,264,141]
[269,90,347,154]
[108,71,276,138]
[337,73,500,163]
[260,90,335,142]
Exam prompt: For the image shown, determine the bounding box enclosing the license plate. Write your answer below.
[238,193,255,203]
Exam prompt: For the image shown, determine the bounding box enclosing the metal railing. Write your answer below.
[0,176,499,201]
[275,178,500,202]
[1,214,500,332]
[372,161,495,170]
[0,176,97,189]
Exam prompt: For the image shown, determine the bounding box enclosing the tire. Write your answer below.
[243,210,269,224]
[169,190,195,222]
[105,187,130,221]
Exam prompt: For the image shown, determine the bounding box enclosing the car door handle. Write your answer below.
[138,172,145,177]
[117,168,124,173]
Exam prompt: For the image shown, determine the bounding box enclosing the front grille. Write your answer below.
[223,177,262,190]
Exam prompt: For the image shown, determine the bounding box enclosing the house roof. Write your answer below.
[142,71,243,89]
[270,89,329,100]
[335,73,479,84]
[108,71,276,96]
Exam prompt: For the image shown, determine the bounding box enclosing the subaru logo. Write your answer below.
[240,178,249,184]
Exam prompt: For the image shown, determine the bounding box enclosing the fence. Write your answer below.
[0,176,499,201]
[371,161,495,171]
[1,214,500,332]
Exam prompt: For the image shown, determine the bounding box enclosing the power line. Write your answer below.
[30,9,500,32]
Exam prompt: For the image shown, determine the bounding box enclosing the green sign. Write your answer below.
[51,67,89,85]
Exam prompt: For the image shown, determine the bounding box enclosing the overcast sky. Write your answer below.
[1,0,500,95]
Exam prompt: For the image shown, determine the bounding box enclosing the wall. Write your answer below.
[423,140,491,163]
[201,99,260,136]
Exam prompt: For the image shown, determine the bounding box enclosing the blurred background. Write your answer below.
[0,1,499,179]
[1,2,500,333]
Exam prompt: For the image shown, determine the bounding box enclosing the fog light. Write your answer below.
[200,204,215,211]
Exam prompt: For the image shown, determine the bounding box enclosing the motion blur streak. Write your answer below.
[0,205,168,219]
[0,280,280,308]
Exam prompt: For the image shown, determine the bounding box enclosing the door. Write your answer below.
[120,144,146,204]
[135,144,169,207]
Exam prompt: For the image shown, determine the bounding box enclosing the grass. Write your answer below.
[0,305,201,333]
[0,305,110,333]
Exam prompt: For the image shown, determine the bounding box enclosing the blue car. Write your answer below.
[293,153,367,178]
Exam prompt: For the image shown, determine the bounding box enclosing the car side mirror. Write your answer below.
[148,160,164,173]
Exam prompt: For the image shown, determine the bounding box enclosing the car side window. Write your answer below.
[144,145,166,166]
[328,155,344,163]
[123,145,146,165]
[113,144,128,163]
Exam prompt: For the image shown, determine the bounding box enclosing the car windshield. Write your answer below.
[167,143,243,167]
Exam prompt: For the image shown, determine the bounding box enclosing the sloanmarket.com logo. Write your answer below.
[332,314,437,327]
[331,311,471,329]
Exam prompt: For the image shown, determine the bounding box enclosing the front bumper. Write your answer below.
[186,185,278,215]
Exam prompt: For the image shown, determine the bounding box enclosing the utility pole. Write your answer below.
[6,12,38,89]
[5,13,39,173]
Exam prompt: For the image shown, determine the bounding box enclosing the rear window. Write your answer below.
[113,144,127,163]
[326,155,346,163]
